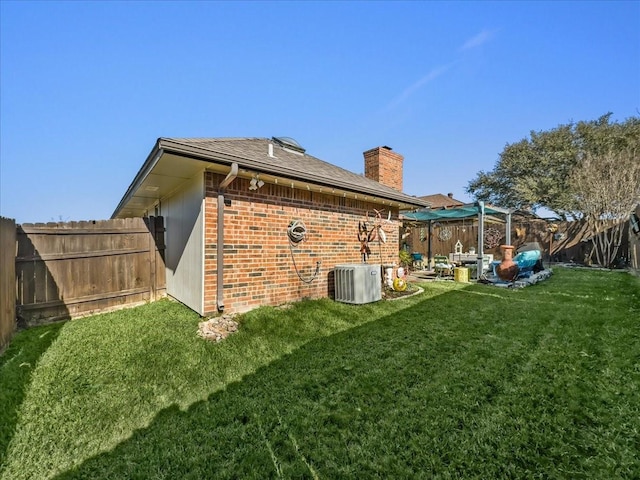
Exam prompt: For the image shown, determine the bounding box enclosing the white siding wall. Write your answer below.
[162,173,204,314]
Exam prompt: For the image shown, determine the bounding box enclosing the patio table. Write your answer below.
[449,253,493,271]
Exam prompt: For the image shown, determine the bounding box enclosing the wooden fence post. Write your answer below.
[0,216,17,352]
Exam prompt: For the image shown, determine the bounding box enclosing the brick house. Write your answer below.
[112,137,429,315]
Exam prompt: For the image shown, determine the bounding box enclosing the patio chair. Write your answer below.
[411,252,424,270]
[434,254,454,279]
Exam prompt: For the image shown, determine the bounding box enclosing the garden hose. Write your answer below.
[287,219,308,244]
[287,219,320,284]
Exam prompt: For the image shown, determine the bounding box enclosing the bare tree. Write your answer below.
[569,148,640,267]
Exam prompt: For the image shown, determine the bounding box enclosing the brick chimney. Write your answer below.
[363,146,404,191]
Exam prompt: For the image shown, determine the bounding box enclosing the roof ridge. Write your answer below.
[163,136,265,142]
[154,137,429,208]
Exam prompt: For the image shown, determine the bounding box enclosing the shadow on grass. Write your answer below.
[52,294,459,479]
[22,269,640,478]
[0,322,65,466]
[50,284,584,479]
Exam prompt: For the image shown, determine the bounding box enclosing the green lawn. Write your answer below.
[1,268,639,479]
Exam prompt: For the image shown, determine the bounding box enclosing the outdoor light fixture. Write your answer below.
[249,174,264,191]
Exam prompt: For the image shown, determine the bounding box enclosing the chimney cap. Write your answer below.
[382,145,392,150]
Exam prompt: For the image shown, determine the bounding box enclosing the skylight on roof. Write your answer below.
[272,136,306,154]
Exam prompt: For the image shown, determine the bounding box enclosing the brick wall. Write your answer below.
[363,146,404,191]
[204,172,400,315]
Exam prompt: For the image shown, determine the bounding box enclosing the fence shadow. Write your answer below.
[50,296,433,478]
[0,321,65,467]
[46,272,638,479]
[2,216,167,467]
[1,225,68,466]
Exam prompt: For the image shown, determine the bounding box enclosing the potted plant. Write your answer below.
[398,249,412,269]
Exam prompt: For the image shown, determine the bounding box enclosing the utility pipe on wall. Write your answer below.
[216,163,238,312]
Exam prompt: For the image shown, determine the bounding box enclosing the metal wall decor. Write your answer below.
[358,209,395,262]
[438,226,452,241]
[484,227,503,249]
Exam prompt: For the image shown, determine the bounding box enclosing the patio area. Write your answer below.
[402,201,513,282]
[406,254,554,289]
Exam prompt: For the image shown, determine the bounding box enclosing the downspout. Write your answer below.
[216,163,238,312]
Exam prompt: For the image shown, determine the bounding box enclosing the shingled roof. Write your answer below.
[113,137,430,218]
[419,193,465,209]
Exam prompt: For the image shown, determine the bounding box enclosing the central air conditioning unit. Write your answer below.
[334,264,381,304]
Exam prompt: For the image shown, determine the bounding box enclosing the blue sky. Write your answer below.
[1,1,638,223]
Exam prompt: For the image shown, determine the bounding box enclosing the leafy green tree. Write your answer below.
[466,113,640,221]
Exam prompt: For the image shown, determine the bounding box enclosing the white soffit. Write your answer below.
[119,153,212,217]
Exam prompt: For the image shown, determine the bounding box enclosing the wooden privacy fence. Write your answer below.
[16,217,165,326]
[1,216,16,353]
[405,216,633,269]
